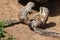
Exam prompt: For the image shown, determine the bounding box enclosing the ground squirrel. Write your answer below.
[2,2,60,38]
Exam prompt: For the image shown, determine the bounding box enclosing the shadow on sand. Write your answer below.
[39,22,56,29]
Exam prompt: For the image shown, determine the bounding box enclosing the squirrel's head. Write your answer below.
[39,6,49,14]
[39,7,49,22]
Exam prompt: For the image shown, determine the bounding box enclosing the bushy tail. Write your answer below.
[33,27,60,38]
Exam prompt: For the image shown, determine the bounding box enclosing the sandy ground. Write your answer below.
[0,0,60,40]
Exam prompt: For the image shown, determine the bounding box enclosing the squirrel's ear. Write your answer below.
[43,7,49,13]
[39,6,43,14]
